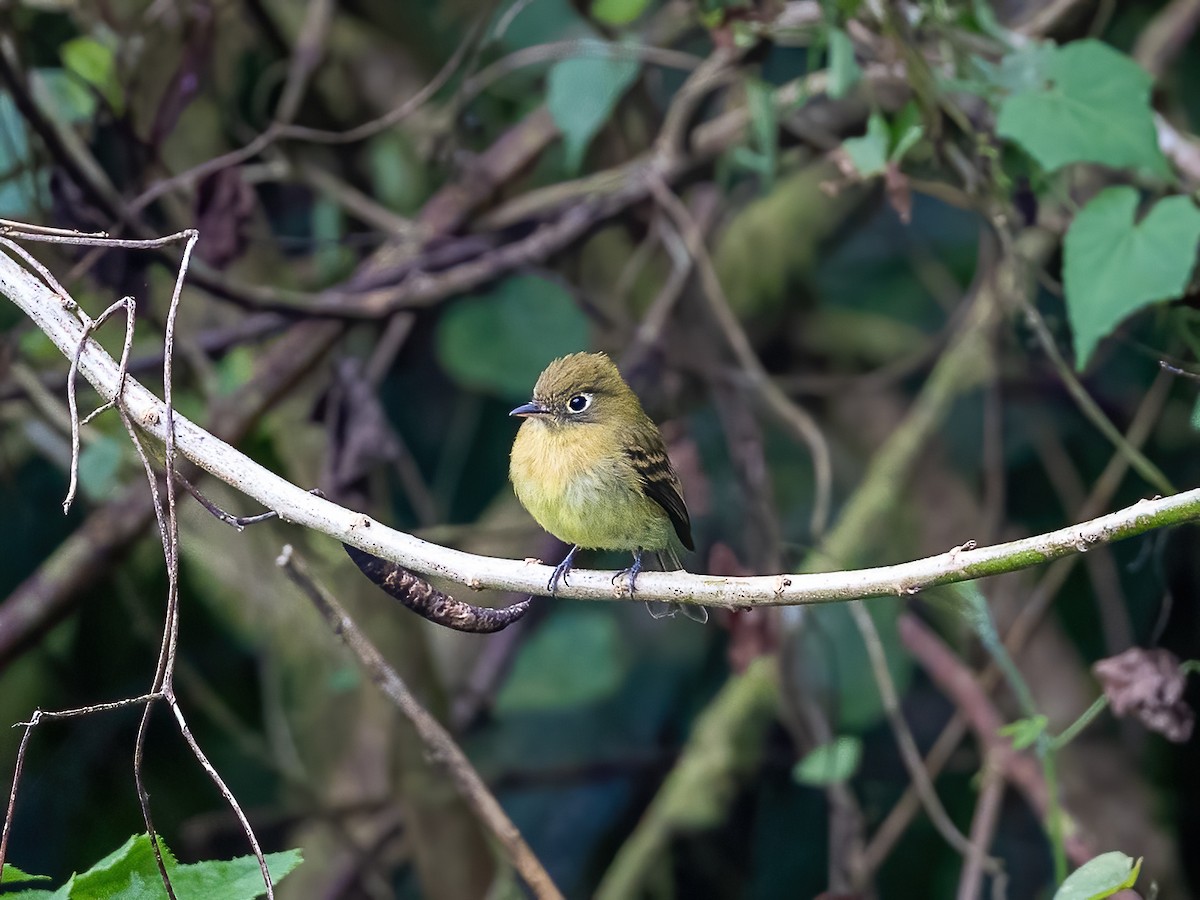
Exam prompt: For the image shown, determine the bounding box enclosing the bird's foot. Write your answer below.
[548,545,580,595]
[613,549,645,596]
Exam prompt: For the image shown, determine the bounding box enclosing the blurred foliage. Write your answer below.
[1,0,1200,899]
[436,274,590,399]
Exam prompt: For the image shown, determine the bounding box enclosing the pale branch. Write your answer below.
[3,247,1198,615]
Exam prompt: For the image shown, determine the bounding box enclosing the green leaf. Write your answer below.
[33,69,97,123]
[792,735,863,786]
[60,36,124,115]
[889,101,924,163]
[731,19,758,49]
[215,345,256,396]
[311,198,352,281]
[1053,851,1142,900]
[999,714,1048,751]
[367,132,428,215]
[743,77,777,185]
[546,41,640,172]
[978,41,1057,96]
[495,0,592,52]
[1191,394,1200,432]
[1,863,50,883]
[0,92,30,169]
[78,435,125,501]
[0,91,46,217]
[436,274,589,399]
[843,111,889,177]
[1063,187,1200,368]
[996,40,1167,175]
[4,878,73,900]
[827,27,861,100]
[69,833,174,900]
[496,609,627,713]
[170,849,304,899]
[590,0,652,26]
[21,834,302,900]
[968,0,1009,41]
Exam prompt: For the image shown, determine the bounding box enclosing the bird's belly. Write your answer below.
[568,471,671,549]
[515,458,671,551]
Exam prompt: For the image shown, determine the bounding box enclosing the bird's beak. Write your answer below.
[509,400,548,418]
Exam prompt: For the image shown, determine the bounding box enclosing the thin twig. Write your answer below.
[898,614,1094,866]
[131,229,197,898]
[273,0,335,125]
[1022,303,1175,496]
[955,760,1007,900]
[850,603,1003,874]
[272,12,485,146]
[459,40,703,106]
[277,546,564,900]
[648,178,834,538]
[620,221,691,373]
[0,695,161,882]
[1033,425,1134,654]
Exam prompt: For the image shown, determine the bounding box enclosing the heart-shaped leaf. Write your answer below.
[1063,187,1200,368]
[546,41,640,173]
[997,40,1167,175]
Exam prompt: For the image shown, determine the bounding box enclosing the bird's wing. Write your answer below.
[624,436,694,551]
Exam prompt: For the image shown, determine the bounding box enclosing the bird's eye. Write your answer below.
[567,393,592,413]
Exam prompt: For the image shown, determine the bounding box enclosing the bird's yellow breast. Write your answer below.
[509,419,673,551]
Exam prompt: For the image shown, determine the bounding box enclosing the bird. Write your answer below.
[509,351,706,622]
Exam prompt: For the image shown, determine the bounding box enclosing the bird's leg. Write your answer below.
[613,548,645,596]
[548,545,580,595]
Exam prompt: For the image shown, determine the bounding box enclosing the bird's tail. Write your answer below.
[646,546,708,624]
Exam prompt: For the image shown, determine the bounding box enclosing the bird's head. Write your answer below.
[509,352,639,427]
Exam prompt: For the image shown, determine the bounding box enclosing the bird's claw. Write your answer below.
[547,566,569,594]
[547,545,579,596]
[613,549,645,596]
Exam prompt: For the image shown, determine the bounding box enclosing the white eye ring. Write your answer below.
[567,393,592,413]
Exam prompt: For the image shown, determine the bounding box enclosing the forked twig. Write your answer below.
[0,695,163,876]
[63,296,136,514]
[0,224,275,899]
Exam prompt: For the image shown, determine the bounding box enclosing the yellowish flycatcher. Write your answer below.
[509,352,704,621]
